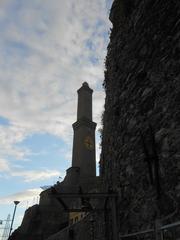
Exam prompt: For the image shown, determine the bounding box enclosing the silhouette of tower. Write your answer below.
[72,82,97,179]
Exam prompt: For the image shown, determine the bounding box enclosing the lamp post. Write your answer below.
[8,201,20,239]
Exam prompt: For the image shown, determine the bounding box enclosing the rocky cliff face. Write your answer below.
[101,0,180,235]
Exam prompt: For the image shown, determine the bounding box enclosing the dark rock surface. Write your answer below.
[100,0,180,236]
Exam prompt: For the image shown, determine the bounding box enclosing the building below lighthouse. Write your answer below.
[9,82,100,240]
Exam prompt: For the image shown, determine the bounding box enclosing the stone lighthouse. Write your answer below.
[8,82,99,240]
[72,82,97,179]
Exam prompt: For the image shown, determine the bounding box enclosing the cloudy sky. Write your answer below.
[0,0,112,233]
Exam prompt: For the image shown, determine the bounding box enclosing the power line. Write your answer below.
[1,214,11,240]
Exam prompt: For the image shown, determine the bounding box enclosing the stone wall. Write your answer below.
[9,189,69,240]
[101,0,180,236]
[46,212,105,240]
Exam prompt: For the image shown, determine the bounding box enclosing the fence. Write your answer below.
[119,221,180,240]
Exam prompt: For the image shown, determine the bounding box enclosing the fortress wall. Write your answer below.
[101,0,180,234]
[46,212,104,240]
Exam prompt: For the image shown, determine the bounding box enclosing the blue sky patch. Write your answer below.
[0,116,10,126]
[19,132,70,172]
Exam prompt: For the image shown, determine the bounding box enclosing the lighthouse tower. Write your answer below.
[72,82,97,179]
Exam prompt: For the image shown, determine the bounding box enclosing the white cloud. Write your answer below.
[0,1,113,231]
[0,0,112,181]
[11,169,61,182]
[0,125,30,160]
[0,188,42,205]
[0,157,62,182]
[0,158,10,171]
[0,0,110,127]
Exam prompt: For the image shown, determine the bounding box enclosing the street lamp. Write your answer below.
[8,201,20,239]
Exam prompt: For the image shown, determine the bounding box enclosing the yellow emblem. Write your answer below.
[84,136,94,150]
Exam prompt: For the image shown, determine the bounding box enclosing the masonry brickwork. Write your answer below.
[100,0,180,236]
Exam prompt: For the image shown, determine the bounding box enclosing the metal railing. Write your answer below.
[119,221,180,240]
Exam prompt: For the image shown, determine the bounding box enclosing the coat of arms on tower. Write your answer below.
[84,136,94,150]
